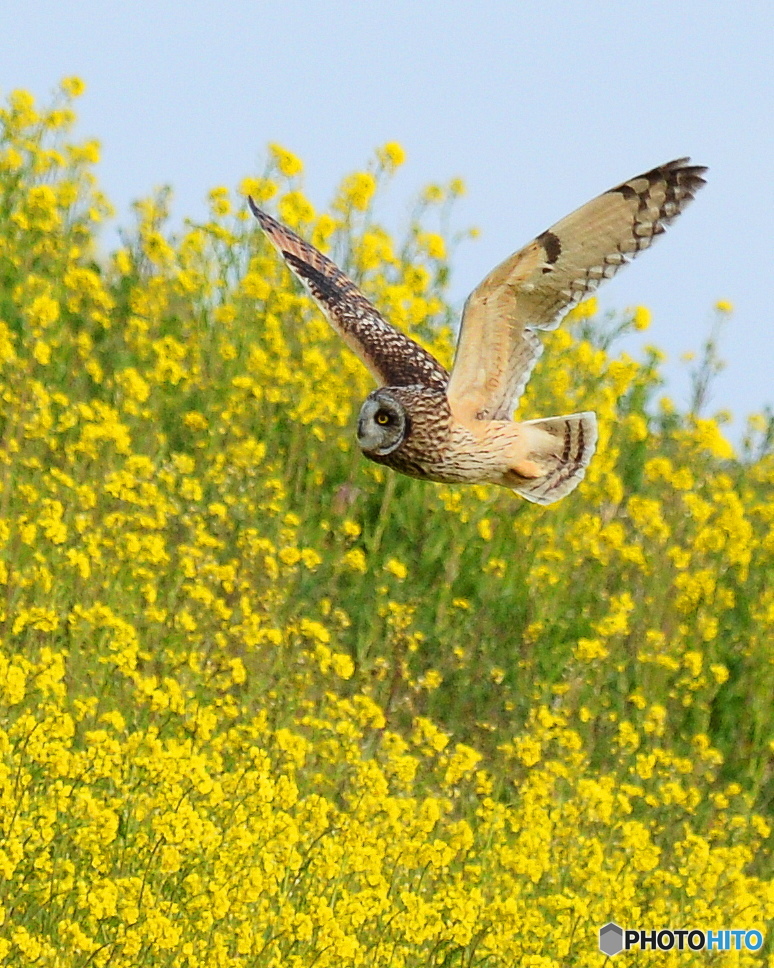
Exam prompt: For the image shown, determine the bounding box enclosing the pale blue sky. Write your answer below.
[2,1,772,436]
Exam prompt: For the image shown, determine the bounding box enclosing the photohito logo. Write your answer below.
[598,922,764,956]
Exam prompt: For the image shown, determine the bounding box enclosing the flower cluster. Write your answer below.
[0,83,772,966]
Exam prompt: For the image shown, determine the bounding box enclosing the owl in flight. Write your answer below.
[249,158,706,504]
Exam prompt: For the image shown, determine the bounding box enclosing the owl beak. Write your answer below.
[357,419,379,454]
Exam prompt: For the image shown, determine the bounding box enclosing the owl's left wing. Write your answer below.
[248,200,449,391]
[446,158,707,423]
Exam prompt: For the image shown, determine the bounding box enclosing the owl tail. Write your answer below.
[508,412,598,505]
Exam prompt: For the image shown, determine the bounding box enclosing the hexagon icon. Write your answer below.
[599,922,624,956]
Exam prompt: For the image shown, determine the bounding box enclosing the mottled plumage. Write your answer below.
[249,158,706,504]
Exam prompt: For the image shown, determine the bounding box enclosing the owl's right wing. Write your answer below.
[249,200,449,392]
[446,158,707,423]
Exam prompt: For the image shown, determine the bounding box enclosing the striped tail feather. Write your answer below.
[509,412,598,505]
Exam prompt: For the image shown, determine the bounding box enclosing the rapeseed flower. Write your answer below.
[0,85,772,968]
[269,142,304,177]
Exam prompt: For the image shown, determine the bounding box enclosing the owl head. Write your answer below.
[357,389,409,457]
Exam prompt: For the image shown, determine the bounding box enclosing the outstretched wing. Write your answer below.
[446,158,707,423]
[248,199,449,391]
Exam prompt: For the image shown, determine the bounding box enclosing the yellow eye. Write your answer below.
[375,411,390,425]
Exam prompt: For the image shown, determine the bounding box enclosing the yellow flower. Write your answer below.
[241,271,271,300]
[183,411,208,431]
[278,190,315,226]
[32,339,52,365]
[342,548,367,573]
[412,717,449,752]
[418,231,446,260]
[60,76,86,98]
[377,141,406,169]
[341,519,361,539]
[240,175,277,203]
[421,668,443,690]
[691,417,735,459]
[71,139,101,164]
[567,296,598,320]
[331,652,354,679]
[385,558,408,580]
[208,186,231,216]
[269,142,304,177]
[710,663,729,685]
[632,305,651,330]
[574,637,609,662]
[715,299,733,313]
[422,184,444,204]
[339,171,377,211]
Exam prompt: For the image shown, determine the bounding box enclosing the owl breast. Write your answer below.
[363,387,529,486]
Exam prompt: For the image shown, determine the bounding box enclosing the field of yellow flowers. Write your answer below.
[0,80,772,966]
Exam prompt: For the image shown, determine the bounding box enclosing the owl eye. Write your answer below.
[375,410,391,426]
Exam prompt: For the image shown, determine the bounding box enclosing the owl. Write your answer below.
[249,158,706,504]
